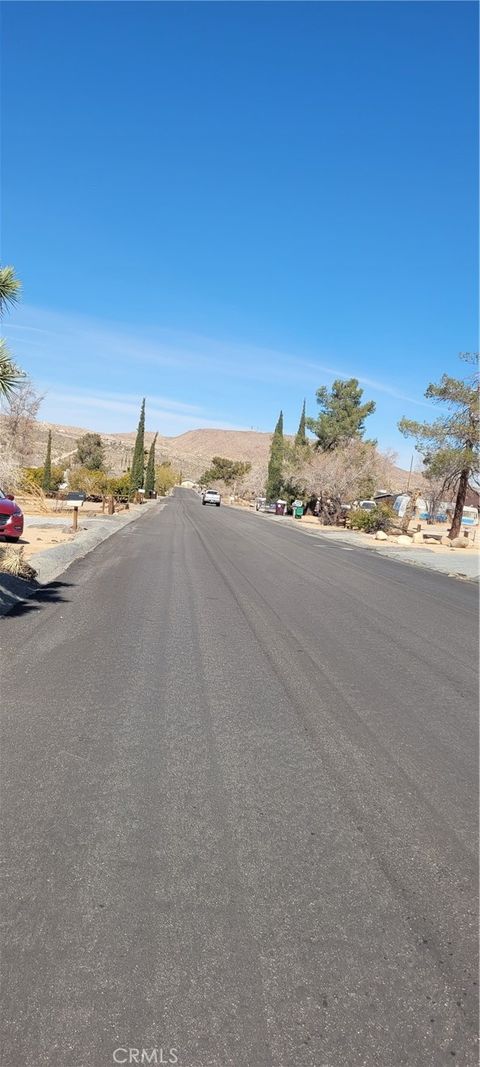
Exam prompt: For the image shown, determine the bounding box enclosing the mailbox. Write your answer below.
[65,492,86,510]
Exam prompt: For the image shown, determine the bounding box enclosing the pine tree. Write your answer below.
[266,410,284,500]
[295,399,307,446]
[130,398,146,490]
[399,353,479,540]
[42,429,52,491]
[76,432,104,470]
[144,433,157,495]
[307,379,375,451]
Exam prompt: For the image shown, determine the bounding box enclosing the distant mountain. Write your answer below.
[1,417,420,490]
[108,427,276,479]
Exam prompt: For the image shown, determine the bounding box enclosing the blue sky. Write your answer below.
[2,1,478,464]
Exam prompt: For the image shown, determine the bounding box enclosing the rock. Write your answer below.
[450,537,470,549]
[375,530,388,541]
[412,532,424,544]
[397,535,412,546]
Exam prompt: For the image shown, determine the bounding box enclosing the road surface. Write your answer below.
[1,490,478,1066]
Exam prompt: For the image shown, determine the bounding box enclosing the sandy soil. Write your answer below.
[18,526,77,561]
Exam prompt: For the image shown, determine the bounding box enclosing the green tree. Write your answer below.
[266,410,284,500]
[76,432,104,470]
[0,266,24,399]
[307,378,376,452]
[398,353,479,540]
[201,456,252,486]
[144,433,158,495]
[295,399,307,446]
[42,430,52,491]
[130,398,146,490]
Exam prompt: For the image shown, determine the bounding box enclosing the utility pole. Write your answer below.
[406,453,414,492]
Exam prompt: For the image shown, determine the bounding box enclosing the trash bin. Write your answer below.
[294,505,304,519]
[275,500,286,516]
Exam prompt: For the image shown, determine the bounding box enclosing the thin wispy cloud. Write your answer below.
[45,387,203,417]
[41,388,243,433]
[5,304,429,410]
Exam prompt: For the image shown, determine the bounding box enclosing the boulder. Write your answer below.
[375,530,388,541]
[450,537,470,549]
[397,535,412,546]
[412,532,424,544]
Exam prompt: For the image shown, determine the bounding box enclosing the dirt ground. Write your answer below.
[3,496,133,561]
[19,526,77,561]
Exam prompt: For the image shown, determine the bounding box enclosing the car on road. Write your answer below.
[202,489,221,507]
[0,489,24,542]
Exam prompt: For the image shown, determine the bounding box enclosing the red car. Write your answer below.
[0,489,24,542]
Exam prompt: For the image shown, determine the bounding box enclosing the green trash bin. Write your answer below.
[294,505,304,519]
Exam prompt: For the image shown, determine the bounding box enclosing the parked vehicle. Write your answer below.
[0,489,24,542]
[460,506,478,527]
[396,494,478,528]
[202,489,221,507]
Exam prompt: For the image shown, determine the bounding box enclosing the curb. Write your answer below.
[0,500,166,618]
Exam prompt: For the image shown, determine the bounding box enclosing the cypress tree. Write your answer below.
[295,399,307,446]
[266,410,284,500]
[130,398,146,490]
[42,429,52,491]
[144,433,157,495]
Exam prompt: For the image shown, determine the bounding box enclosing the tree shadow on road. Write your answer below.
[1,580,73,619]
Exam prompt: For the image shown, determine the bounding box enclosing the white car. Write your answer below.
[202,489,221,507]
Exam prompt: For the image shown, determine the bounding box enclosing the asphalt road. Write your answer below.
[1,490,478,1067]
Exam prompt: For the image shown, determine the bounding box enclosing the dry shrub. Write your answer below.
[290,441,399,501]
[0,545,37,581]
[15,483,54,514]
[236,463,268,499]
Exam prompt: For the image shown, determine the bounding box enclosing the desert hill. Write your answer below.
[0,416,419,490]
[1,418,279,481]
